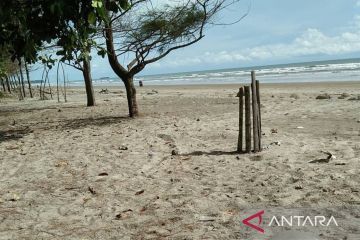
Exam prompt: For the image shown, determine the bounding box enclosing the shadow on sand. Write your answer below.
[60,116,129,130]
[181,150,239,156]
[0,127,33,143]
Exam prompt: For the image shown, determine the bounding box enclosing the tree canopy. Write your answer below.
[0,0,128,63]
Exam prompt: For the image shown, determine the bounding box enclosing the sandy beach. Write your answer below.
[0,81,359,239]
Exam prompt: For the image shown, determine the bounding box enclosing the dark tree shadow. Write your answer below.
[0,105,81,114]
[181,150,239,156]
[0,127,33,143]
[60,116,129,130]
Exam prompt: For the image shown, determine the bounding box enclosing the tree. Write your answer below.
[24,61,33,98]
[0,0,128,106]
[0,47,21,93]
[101,0,237,117]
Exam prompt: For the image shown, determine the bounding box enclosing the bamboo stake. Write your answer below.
[256,80,262,150]
[251,71,259,152]
[244,86,251,153]
[237,87,244,152]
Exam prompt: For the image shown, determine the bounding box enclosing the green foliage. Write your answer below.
[125,3,206,55]
[0,45,19,78]
[0,0,129,64]
[140,6,204,40]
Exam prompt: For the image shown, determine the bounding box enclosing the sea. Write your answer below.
[70,58,360,86]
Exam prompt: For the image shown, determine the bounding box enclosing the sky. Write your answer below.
[31,0,360,80]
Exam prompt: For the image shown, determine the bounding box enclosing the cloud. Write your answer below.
[155,15,360,68]
[357,0,360,7]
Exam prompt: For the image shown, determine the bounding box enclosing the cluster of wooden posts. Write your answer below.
[237,71,262,153]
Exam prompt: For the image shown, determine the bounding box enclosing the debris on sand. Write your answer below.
[98,172,109,176]
[290,93,300,99]
[99,88,109,94]
[119,145,128,150]
[348,95,360,101]
[309,151,336,163]
[197,215,216,222]
[270,141,281,146]
[147,89,159,95]
[338,93,350,99]
[88,186,96,195]
[8,193,20,202]
[135,189,145,195]
[316,93,331,100]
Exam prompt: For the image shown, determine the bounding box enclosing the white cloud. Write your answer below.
[356,0,360,7]
[155,15,360,68]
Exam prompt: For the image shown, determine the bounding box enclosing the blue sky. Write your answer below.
[31,0,360,80]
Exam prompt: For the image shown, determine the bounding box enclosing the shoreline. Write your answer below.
[73,80,360,89]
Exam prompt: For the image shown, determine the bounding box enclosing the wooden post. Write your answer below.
[256,80,262,150]
[244,86,251,153]
[237,87,244,152]
[251,71,259,152]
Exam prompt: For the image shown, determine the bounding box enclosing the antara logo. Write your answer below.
[242,210,339,233]
[268,215,338,227]
[242,210,265,233]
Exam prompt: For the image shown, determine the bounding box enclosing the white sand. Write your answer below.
[0,82,359,239]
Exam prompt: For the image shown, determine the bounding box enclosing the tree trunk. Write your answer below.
[82,57,95,107]
[16,73,24,100]
[25,61,33,98]
[5,76,11,93]
[11,75,17,89]
[1,78,5,92]
[19,66,26,98]
[104,21,139,117]
[124,76,138,117]
[9,76,15,89]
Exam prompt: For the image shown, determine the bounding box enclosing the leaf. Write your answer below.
[97,49,107,58]
[119,0,130,10]
[88,12,97,25]
[56,50,65,56]
[96,6,108,22]
[92,0,103,8]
